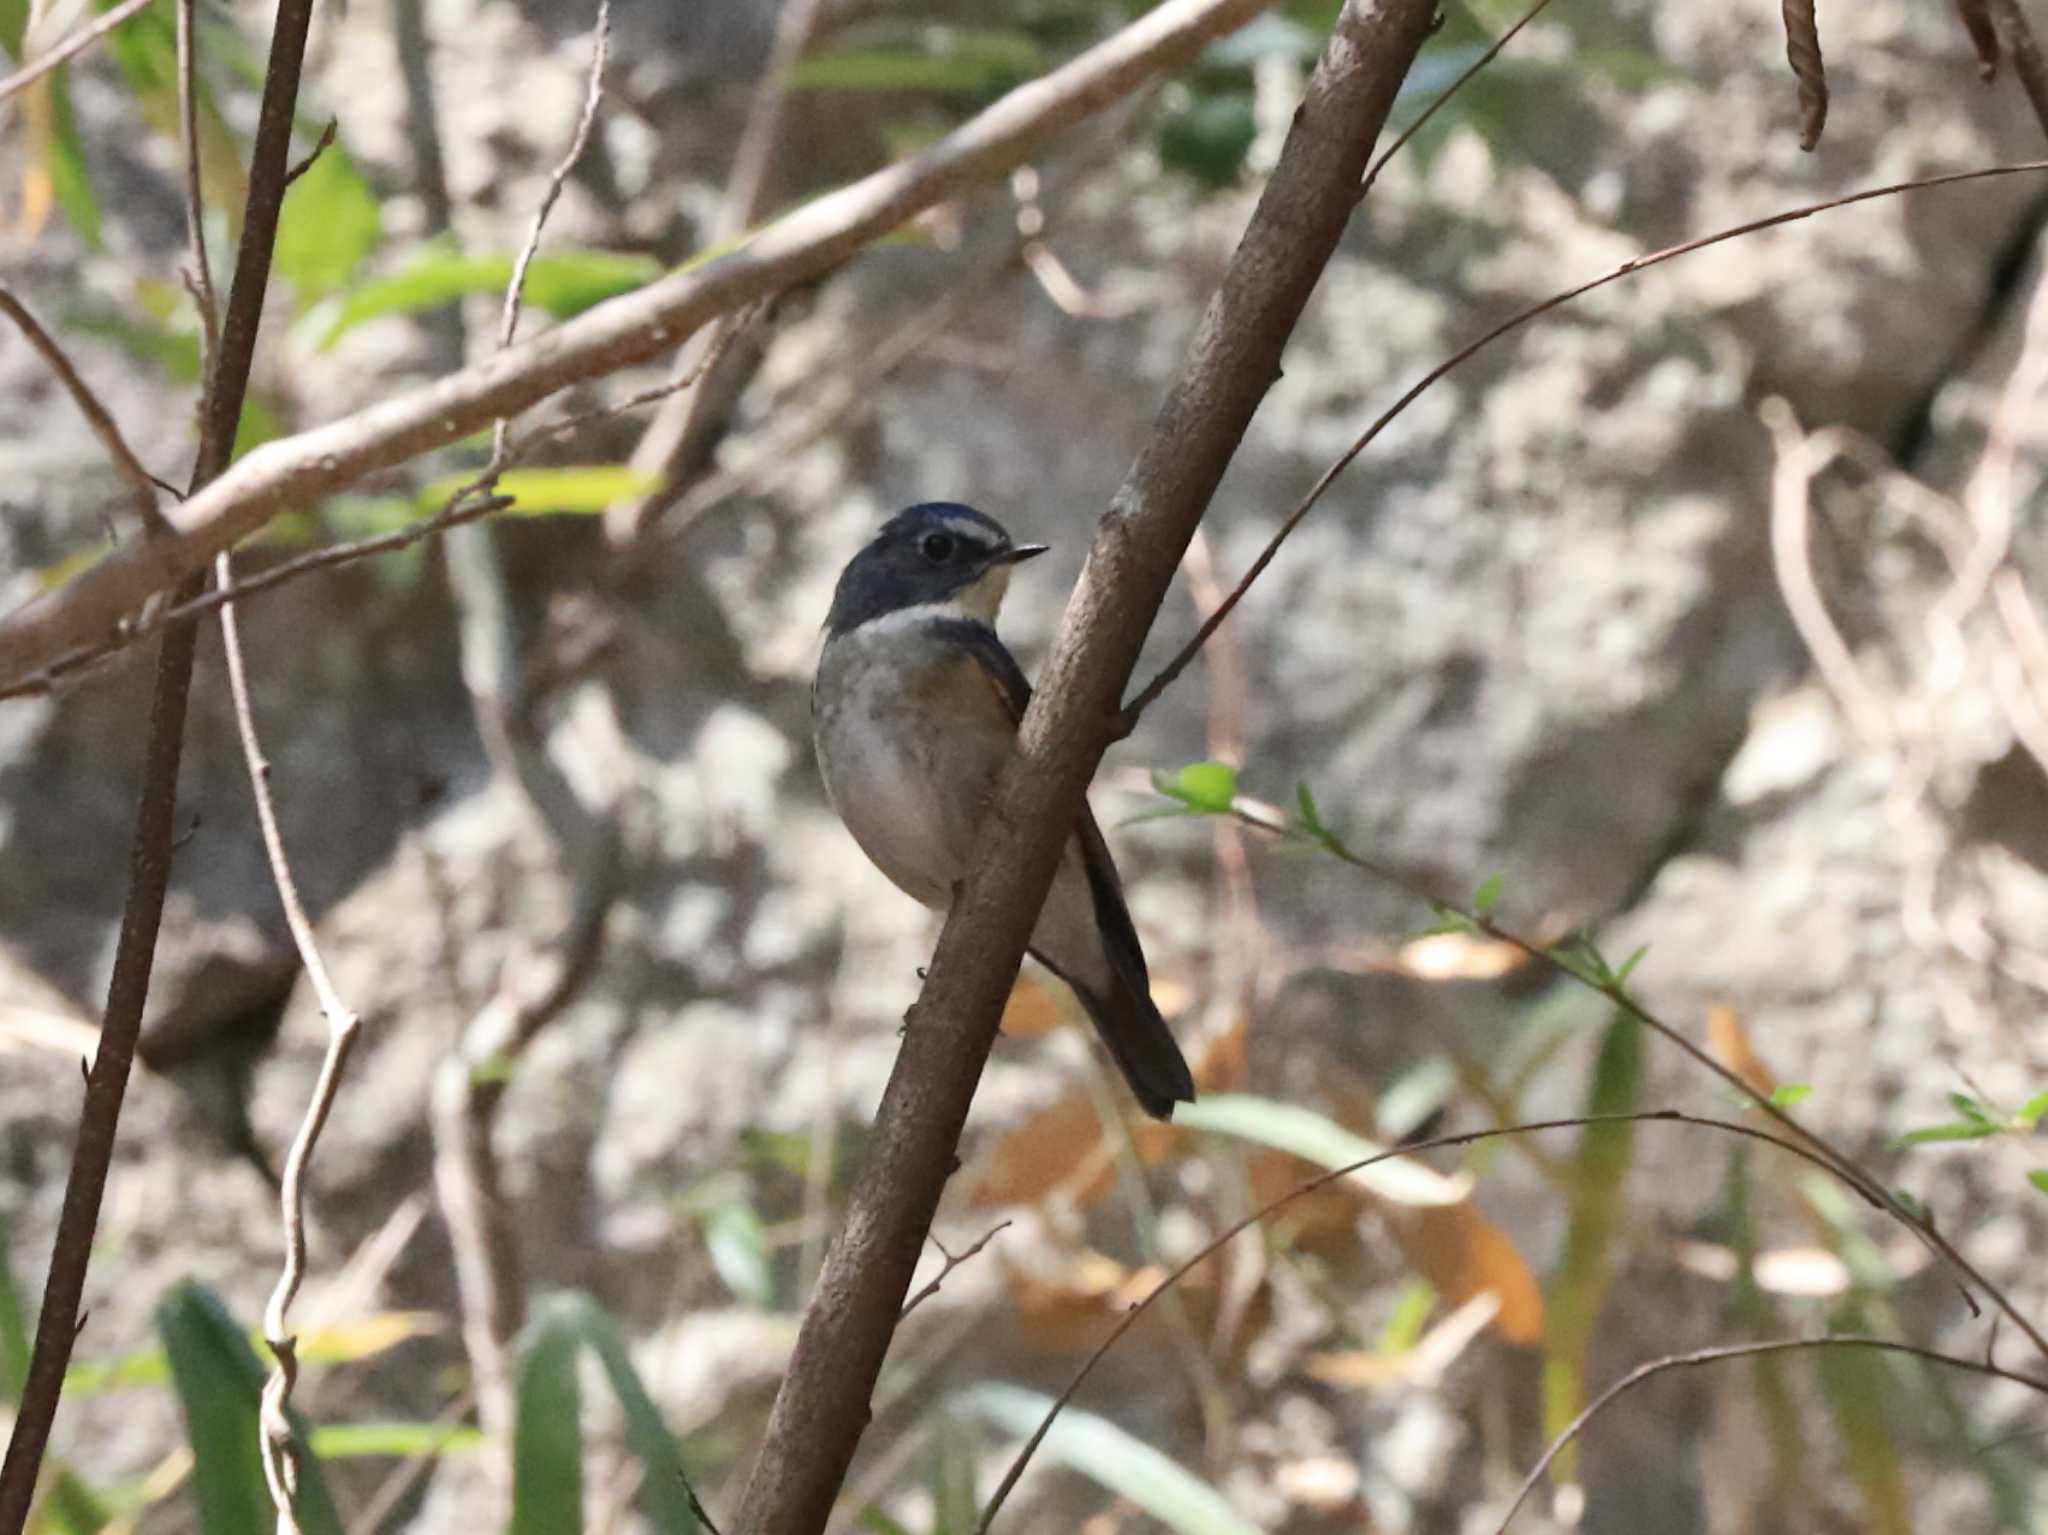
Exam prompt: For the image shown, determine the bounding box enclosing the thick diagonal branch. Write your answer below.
[730,3,1438,1532]
[0,0,1271,692]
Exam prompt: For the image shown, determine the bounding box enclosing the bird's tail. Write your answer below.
[1067,967,1195,1121]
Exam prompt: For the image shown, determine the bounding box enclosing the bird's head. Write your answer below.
[825,502,1048,636]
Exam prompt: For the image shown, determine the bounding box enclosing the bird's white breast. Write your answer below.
[813,612,998,908]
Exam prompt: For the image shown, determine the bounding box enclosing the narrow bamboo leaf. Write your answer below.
[966,1384,1259,1535]
[1540,1011,1642,1484]
[509,1304,584,1535]
[0,1213,30,1403]
[1158,761,1237,814]
[417,465,659,517]
[2014,1089,2048,1127]
[2028,1170,2048,1196]
[513,1294,699,1535]
[1175,1092,1468,1207]
[307,1421,485,1458]
[321,247,659,347]
[156,1282,343,1535]
[44,69,102,249]
[1892,1120,2001,1147]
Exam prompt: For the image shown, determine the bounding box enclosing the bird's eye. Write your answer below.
[920,531,956,563]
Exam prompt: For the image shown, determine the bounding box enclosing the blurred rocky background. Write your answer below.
[3,0,2048,1530]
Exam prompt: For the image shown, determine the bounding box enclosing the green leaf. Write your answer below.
[418,465,658,517]
[1893,1120,2002,1147]
[1157,91,1257,188]
[31,1465,110,1535]
[856,1508,917,1535]
[1472,871,1504,919]
[275,141,381,300]
[1293,782,1326,838]
[1613,945,1649,985]
[307,1421,485,1458]
[2028,1170,2048,1196]
[512,1294,699,1535]
[1159,761,1238,815]
[2015,1091,2048,1129]
[1769,1083,1813,1109]
[786,27,1047,96]
[509,1302,583,1535]
[1377,1276,1436,1355]
[1948,1091,1995,1124]
[1175,1092,1467,1207]
[703,1204,774,1308]
[156,1282,343,1535]
[0,1214,29,1404]
[44,69,102,250]
[966,1383,1259,1535]
[321,246,659,347]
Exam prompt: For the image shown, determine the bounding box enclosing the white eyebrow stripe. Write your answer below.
[938,514,999,547]
[844,600,975,639]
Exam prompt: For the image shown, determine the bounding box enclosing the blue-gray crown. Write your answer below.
[825,503,1042,636]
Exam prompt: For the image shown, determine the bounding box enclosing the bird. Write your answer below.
[812,502,1196,1120]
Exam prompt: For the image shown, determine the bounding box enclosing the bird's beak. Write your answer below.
[994,542,1050,565]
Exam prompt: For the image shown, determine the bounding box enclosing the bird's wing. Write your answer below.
[934,618,1153,994]
[931,617,1032,724]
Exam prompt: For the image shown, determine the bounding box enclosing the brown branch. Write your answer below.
[1121,158,2048,727]
[1991,0,2048,141]
[1491,1336,2048,1534]
[0,289,165,534]
[1782,0,1828,150]
[0,0,319,1525]
[974,1111,1911,1532]
[1958,0,2003,80]
[730,4,1437,1531]
[0,0,158,108]
[0,0,1276,692]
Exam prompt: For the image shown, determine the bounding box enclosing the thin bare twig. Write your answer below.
[973,1110,1913,1532]
[0,490,515,701]
[1121,159,2048,727]
[1358,0,1557,197]
[490,0,609,459]
[0,0,158,108]
[1491,1336,2048,1534]
[1761,398,1896,744]
[1225,798,2048,1364]
[0,289,165,533]
[0,0,320,1522]
[900,1221,1012,1318]
[281,117,337,190]
[216,551,364,1533]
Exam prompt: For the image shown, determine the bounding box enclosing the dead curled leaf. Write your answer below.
[1782,0,1828,151]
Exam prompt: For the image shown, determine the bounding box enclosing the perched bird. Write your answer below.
[813,503,1195,1119]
